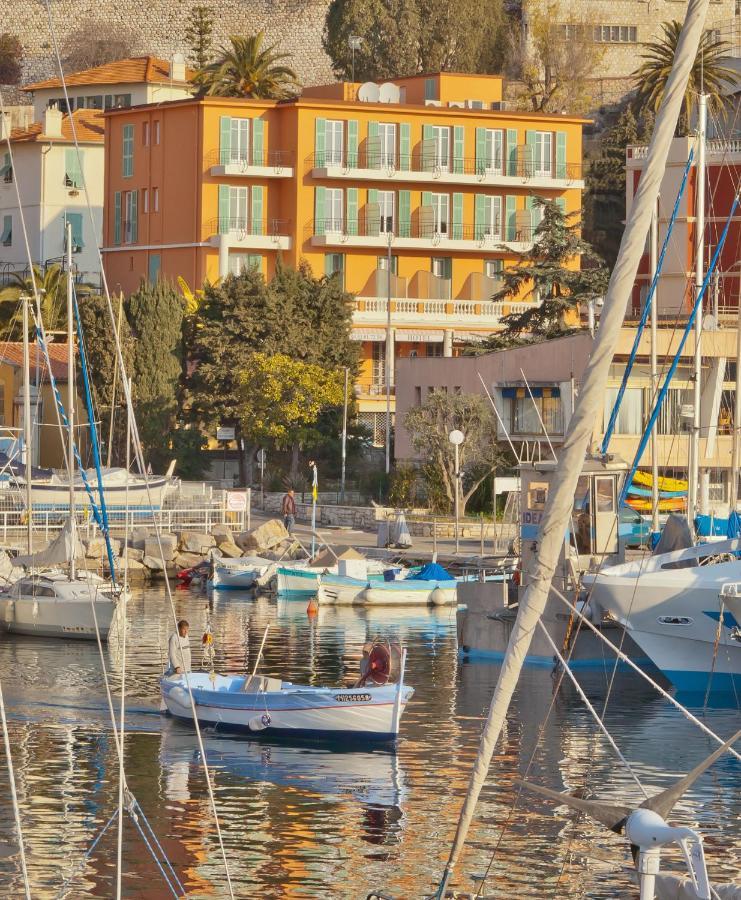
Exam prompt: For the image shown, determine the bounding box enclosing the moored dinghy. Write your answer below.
[317,561,457,607]
[208,555,278,590]
[160,640,413,742]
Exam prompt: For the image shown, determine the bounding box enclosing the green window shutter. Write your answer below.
[398,190,411,237]
[219,116,231,165]
[252,118,265,166]
[130,190,138,242]
[556,131,567,178]
[475,128,486,175]
[247,254,262,271]
[1,215,11,245]
[122,124,134,177]
[218,185,230,234]
[399,123,410,171]
[366,188,379,235]
[0,152,10,179]
[421,190,432,207]
[346,187,358,236]
[525,130,537,176]
[148,253,161,282]
[505,195,516,240]
[474,194,485,239]
[251,185,264,235]
[64,148,83,188]
[114,191,121,245]
[524,195,534,237]
[347,120,358,168]
[452,192,463,239]
[67,212,84,250]
[315,117,326,166]
[367,121,379,168]
[556,197,566,214]
[314,186,326,235]
[506,129,518,176]
[422,124,433,171]
[453,126,464,174]
[367,188,378,205]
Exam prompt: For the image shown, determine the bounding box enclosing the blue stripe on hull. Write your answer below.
[164,711,397,744]
[664,669,741,695]
[460,647,654,670]
[276,589,315,599]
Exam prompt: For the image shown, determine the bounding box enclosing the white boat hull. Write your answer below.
[0,589,117,640]
[160,673,413,742]
[275,565,328,597]
[209,557,276,591]
[317,575,457,607]
[27,476,171,514]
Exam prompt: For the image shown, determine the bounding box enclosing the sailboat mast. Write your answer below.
[22,296,32,556]
[731,302,741,511]
[66,221,76,581]
[650,200,660,535]
[689,92,707,522]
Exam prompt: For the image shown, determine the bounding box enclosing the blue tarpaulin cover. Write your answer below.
[727,511,741,539]
[409,562,454,582]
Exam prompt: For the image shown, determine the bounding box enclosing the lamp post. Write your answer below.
[384,215,393,475]
[348,36,363,87]
[340,366,349,503]
[449,429,464,554]
[309,459,318,557]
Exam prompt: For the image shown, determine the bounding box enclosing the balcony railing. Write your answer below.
[629,138,741,160]
[204,217,291,239]
[354,297,532,318]
[307,214,534,244]
[307,147,582,182]
[206,148,295,170]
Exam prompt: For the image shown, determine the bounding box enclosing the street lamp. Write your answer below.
[348,36,363,86]
[449,429,464,553]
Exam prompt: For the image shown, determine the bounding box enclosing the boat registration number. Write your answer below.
[334,693,372,702]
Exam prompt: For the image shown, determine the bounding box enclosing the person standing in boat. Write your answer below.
[166,620,191,675]
[282,489,296,534]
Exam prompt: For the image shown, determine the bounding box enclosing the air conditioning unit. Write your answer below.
[448,101,465,108]
[490,101,508,111]
[465,99,486,109]
[424,99,442,107]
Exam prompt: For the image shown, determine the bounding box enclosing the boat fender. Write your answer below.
[4,600,13,623]
[248,713,271,731]
[430,586,447,606]
[359,587,372,604]
[32,600,39,620]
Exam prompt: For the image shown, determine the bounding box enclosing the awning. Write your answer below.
[501,385,561,398]
[394,330,444,342]
[351,329,386,342]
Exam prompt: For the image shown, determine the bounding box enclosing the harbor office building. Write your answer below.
[394,330,741,514]
[100,73,586,443]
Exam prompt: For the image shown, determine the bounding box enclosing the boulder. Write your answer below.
[130,527,151,550]
[174,552,203,569]
[121,547,145,563]
[211,524,234,545]
[217,540,242,558]
[236,519,289,553]
[85,537,121,559]
[178,531,216,554]
[143,555,167,571]
[144,534,177,562]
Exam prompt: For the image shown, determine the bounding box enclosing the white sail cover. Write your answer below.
[437,0,712,889]
[12,518,84,568]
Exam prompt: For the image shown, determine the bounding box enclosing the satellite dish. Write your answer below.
[378,82,400,104]
[358,81,380,102]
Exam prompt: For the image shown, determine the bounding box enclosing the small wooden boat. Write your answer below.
[160,641,412,743]
[317,562,457,607]
[208,556,277,590]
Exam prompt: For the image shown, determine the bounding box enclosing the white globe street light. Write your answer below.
[449,430,465,552]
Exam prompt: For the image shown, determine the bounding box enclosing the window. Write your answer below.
[229,253,262,275]
[325,120,344,166]
[224,186,248,232]
[603,387,643,435]
[64,212,84,253]
[510,389,563,435]
[325,187,344,232]
[534,132,552,176]
[142,188,149,213]
[377,254,398,274]
[153,187,159,212]
[414,386,422,406]
[478,195,502,239]
[325,252,345,286]
[228,118,250,163]
[430,126,450,171]
[113,93,132,108]
[124,190,138,243]
[485,259,503,278]
[148,253,161,283]
[429,193,450,235]
[85,95,103,110]
[143,122,150,146]
[378,123,396,167]
[0,152,12,183]
[424,78,437,101]
[431,257,452,280]
[372,341,386,387]
[122,124,134,178]
[594,24,637,42]
[0,215,11,247]
[63,148,84,188]
[378,190,395,233]
[480,129,504,174]
[426,343,443,357]
[153,121,160,145]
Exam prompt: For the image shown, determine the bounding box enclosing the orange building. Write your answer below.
[101,73,586,441]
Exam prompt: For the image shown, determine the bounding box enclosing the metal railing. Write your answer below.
[204,217,291,240]
[307,148,582,181]
[206,148,294,170]
[308,215,534,244]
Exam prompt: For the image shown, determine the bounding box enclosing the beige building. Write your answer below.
[522,1,740,105]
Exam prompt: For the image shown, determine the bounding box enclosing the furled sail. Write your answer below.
[12,518,84,568]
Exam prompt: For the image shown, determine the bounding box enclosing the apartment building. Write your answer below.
[101,72,586,441]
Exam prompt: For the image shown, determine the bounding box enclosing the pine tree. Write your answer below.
[184,5,215,71]
[483,198,609,349]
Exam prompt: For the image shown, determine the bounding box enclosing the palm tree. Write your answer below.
[194,32,299,99]
[632,22,737,133]
[0,264,93,339]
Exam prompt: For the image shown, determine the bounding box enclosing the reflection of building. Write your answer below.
[395,328,741,510]
[100,72,586,442]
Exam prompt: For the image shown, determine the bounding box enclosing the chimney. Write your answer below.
[169,52,186,82]
[43,104,63,138]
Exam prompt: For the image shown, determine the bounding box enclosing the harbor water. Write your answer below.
[0,585,738,898]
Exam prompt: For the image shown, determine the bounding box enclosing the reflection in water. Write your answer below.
[0,586,737,898]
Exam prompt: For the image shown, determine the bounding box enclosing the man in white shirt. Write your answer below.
[166,619,191,676]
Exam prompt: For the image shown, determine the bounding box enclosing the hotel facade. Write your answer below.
[101,73,586,440]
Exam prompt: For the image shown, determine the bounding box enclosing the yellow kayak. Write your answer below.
[632,470,688,492]
[626,496,686,512]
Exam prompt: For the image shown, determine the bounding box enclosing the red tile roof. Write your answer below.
[9,109,104,144]
[23,56,194,92]
[0,342,70,382]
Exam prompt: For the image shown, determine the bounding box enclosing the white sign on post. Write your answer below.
[226,491,248,512]
[217,426,236,441]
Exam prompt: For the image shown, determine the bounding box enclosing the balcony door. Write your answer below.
[228,186,248,232]
[325,187,344,232]
[378,123,396,167]
[430,126,450,172]
[325,120,344,166]
[378,191,395,233]
[430,193,449,236]
[534,131,552,176]
[482,129,503,174]
[482,195,502,238]
[229,118,249,164]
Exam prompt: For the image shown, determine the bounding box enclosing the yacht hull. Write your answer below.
[0,593,117,640]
